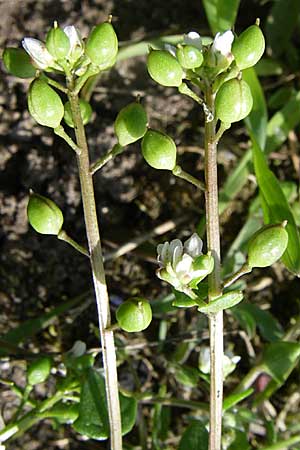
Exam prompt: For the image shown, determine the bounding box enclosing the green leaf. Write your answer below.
[228,430,251,450]
[202,0,240,34]
[120,393,137,436]
[259,435,300,450]
[198,291,243,314]
[255,58,283,77]
[252,136,300,275]
[173,364,199,387]
[223,388,254,412]
[231,306,256,339]
[178,421,209,450]
[262,341,300,384]
[172,290,199,308]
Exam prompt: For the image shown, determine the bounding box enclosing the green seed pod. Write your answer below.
[142,129,177,170]
[247,222,288,268]
[85,22,118,70]
[114,102,148,146]
[27,357,52,386]
[27,192,64,235]
[147,50,184,87]
[215,78,253,123]
[176,45,203,69]
[46,26,70,60]
[116,297,152,332]
[64,100,92,128]
[192,253,214,275]
[28,79,64,128]
[232,24,265,70]
[3,48,36,78]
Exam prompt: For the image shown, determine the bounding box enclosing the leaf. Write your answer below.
[259,435,300,450]
[255,58,283,77]
[231,306,256,339]
[262,341,300,384]
[198,291,243,314]
[174,364,199,387]
[223,388,254,412]
[252,135,300,275]
[228,430,251,450]
[202,0,240,34]
[178,421,209,450]
[172,290,199,308]
[120,393,137,436]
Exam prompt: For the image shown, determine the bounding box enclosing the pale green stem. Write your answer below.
[215,121,231,143]
[90,143,124,175]
[223,263,252,289]
[57,229,89,257]
[233,365,262,394]
[172,164,206,191]
[41,75,68,94]
[259,435,300,450]
[54,125,81,154]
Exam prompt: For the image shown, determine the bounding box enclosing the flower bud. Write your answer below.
[27,357,52,386]
[114,102,148,146]
[27,192,64,235]
[116,297,152,332]
[3,48,36,78]
[46,26,70,60]
[85,22,118,70]
[147,50,184,87]
[142,129,177,170]
[64,99,92,128]
[232,24,265,70]
[192,253,214,276]
[176,45,203,69]
[247,222,288,268]
[28,79,64,128]
[63,26,84,64]
[215,78,253,123]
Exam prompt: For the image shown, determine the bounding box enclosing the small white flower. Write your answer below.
[184,232,203,258]
[183,31,202,50]
[64,25,84,61]
[164,43,177,57]
[212,30,234,57]
[67,340,86,357]
[199,347,211,374]
[199,346,241,379]
[22,37,54,69]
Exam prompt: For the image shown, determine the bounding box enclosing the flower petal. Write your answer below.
[63,25,83,59]
[212,30,234,56]
[184,233,203,258]
[184,31,202,50]
[175,253,193,277]
[22,37,54,69]
[164,43,177,57]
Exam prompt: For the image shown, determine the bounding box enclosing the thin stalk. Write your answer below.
[57,229,89,257]
[172,165,206,191]
[204,84,223,450]
[223,263,252,289]
[90,143,124,175]
[67,80,122,449]
[54,125,81,154]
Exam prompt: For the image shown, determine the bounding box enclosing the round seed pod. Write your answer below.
[232,24,265,70]
[64,99,92,128]
[176,45,203,69]
[114,102,148,146]
[215,78,253,123]
[116,298,152,332]
[27,357,52,386]
[3,48,36,78]
[147,50,184,87]
[27,192,64,235]
[192,253,214,275]
[142,129,177,170]
[85,22,118,70]
[46,26,70,60]
[28,79,64,128]
[247,222,288,268]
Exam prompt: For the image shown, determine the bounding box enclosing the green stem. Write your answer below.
[90,143,124,175]
[233,366,262,394]
[54,125,81,154]
[41,75,68,94]
[223,263,252,289]
[172,165,206,191]
[67,79,122,450]
[259,435,300,450]
[204,84,223,450]
[215,121,231,143]
[57,229,89,257]
[74,65,100,95]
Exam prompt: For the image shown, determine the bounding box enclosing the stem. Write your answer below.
[215,121,231,144]
[57,229,89,257]
[54,125,81,154]
[90,143,124,175]
[67,81,122,449]
[204,84,223,450]
[42,75,68,94]
[223,263,252,289]
[172,165,206,191]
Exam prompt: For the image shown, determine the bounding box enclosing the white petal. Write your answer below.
[212,30,234,56]
[22,37,54,69]
[64,25,83,55]
[157,241,171,267]
[68,340,86,357]
[175,253,193,277]
[199,347,210,374]
[184,31,202,50]
[172,241,183,268]
[184,233,203,258]
[164,43,177,57]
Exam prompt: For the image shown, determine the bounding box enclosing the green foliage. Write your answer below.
[202,0,240,34]
[178,421,208,450]
[262,342,300,384]
[198,290,243,314]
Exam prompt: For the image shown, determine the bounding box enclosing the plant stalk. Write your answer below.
[67,80,122,450]
[204,84,223,450]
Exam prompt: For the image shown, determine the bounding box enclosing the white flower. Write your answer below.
[67,340,86,357]
[22,37,54,69]
[212,30,234,57]
[184,233,203,258]
[199,346,241,379]
[183,31,202,50]
[64,25,84,61]
[164,43,177,57]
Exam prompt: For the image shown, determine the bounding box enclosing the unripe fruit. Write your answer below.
[215,78,253,123]
[85,22,118,70]
[27,357,52,386]
[232,25,265,70]
[64,100,92,128]
[28,79,64,128]
[142,129,177,170]
[247,222,288,268]
[114,102,147,146]
[46,27,70,60]
[3,48,36,78]
[116,297,152,332]
[27,192,64,235]
[176,45,203,69]
[147,50,184,87]
[192,253,214,275]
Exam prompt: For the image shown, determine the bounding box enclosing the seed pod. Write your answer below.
[215,78,253,123]
[85,22,118,70]
[147,50,184,87]
[142,129,177,170]
[232,24,265,70]
[28,79,64,128]
[27,192,64,235]
[27,357,52,386]
[116,297,152,332]
[192,253,214,276]
[46,26,70,60]
[114,102,147,146]
[247,222,288,268]
[176,45,203,69]
[64,100,92,128]
[3,48,36,78]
